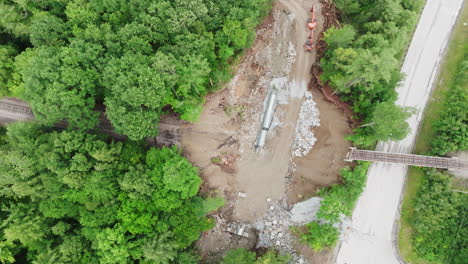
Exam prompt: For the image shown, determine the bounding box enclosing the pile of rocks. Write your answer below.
[254,199,294,252]
[293,91,320,157]
[290,197,322,224]
[222,197,317,263]
[225,222,253,238]
[253,199,310,263]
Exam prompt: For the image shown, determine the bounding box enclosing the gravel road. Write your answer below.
[336,0,464,263]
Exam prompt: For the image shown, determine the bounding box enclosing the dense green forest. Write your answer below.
[0,1,275,262]
[0,0,272,140]
[410,56,468,264]
[412,169,467,263]
[429,63,468,156]
[0,0,279,262]
[321,0,423,145]
[0,123,222,263]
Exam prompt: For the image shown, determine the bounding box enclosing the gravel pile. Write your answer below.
[284,41,296,74]
[290,197,322,224]
[255,201,293,250]
[253,200,309,264]
[293,91,320,157]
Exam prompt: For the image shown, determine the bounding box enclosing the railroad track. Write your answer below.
[0,98,182,146]
[0,100,34,116]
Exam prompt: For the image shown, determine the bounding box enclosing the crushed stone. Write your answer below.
[253,201,311,264]
[293,91,320,157]
[290,197,322,224]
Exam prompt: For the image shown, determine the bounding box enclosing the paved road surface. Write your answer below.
[336,0,464,263]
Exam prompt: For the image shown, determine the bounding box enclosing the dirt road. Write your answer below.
[180,0,352,261]
[182,0,351,261]
[336,1,464,263]
[233,0,317,221]
[182,0,323,222]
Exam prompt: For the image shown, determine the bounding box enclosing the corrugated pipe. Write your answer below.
[255,92,277,149]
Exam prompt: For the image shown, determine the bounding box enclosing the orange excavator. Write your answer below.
[304,4,316,52]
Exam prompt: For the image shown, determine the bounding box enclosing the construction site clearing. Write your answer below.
[183,0,349,262]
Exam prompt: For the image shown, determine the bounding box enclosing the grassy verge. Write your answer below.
[398,167,438,264]
[412,2,468,155]
[398,3,468,263]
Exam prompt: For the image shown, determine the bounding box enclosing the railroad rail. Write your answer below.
[0,99,34,116]
[345,147,468,170]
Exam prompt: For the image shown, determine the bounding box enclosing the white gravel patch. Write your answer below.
[284,41,296,74]
[270,77,289,95]
[288,80,307,98]
[293,91,320,157]
[290,197,322,224]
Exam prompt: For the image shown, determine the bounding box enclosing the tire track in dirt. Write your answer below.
[232,0,319,221]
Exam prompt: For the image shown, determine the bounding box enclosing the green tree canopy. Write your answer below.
[430,58,468,156]
[17,41,102,130]
[412,169,468,263]
[221,248,290,264]
[369,101,414,141]
[0,45,17,96]
[1,0,274,140]
[301,222,339,251]
[320,0,423,146]
[0,123,215,263]
[221,248,256,264]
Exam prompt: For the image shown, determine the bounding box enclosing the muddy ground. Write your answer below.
[179,0,350,263]
[287,88,351,205]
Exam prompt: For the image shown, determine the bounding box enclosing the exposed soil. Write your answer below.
[180,0,350,262]
[287,88,351,205]
[286,0,350,208]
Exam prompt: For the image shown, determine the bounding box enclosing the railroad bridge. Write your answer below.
[346,147,468,170]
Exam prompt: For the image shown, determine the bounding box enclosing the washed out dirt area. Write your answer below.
[287,88,351,204]
[179,0,350,262]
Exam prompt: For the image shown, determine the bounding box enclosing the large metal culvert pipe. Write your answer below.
[255,92,277,149]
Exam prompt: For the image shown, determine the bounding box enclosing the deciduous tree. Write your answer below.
[0,123,215,262]
[368,101,414,141]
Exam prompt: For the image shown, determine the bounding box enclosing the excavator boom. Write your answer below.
[304,3,316,51]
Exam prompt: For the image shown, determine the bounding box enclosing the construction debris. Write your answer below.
[293,91,320,156]
[238,192,247,198]
[253,201,311,263]
[225,223,252,238]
